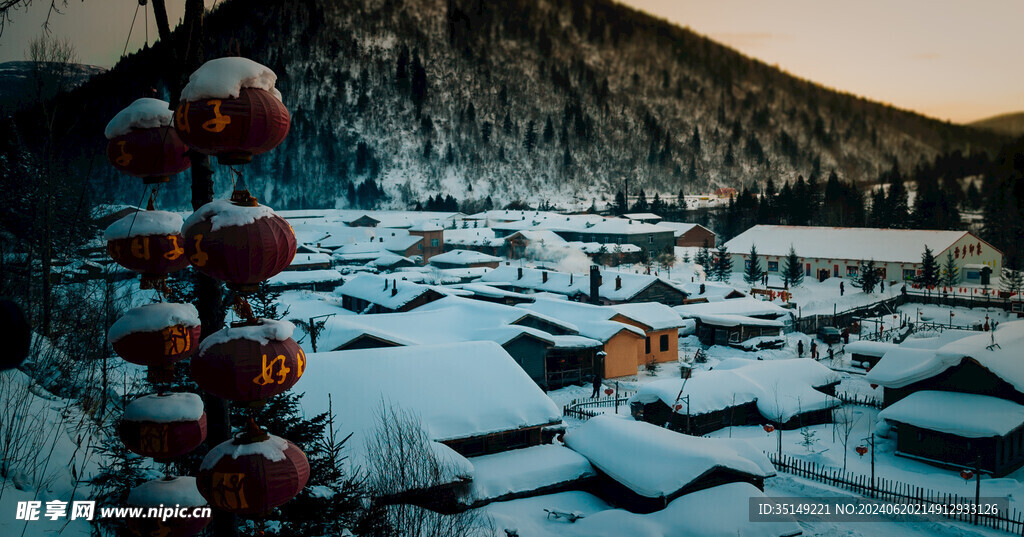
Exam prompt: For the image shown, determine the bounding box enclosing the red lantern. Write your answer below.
[604,388,614,396]
[197,425,309,515]
[855,445,869,457]
[870,383,879,389]
[763,424,775,433]
[191,319,305,403]
[126,477,211,537]
[109,303,201,381]
[105,209,190,289]
[175,58,289,165]
[105,98,191,183]
[960,470,974,481]
[674,404,683,411]
[119,393,207,459]
[182,193,296,294]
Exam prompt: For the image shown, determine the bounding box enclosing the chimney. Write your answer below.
[542,271,548,283]
[699,283,706,295]
[391,280,397,297]
[570,273,574,285]
[589,265,601,304]
[615,275,622,291]
[518,267,524,280]
[384,279,389,290]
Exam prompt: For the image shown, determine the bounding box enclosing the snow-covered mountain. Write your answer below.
[0,61,105,112]
[37,0,1008,210]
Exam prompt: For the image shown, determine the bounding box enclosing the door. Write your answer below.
[833,264,839,277]
[805,263,811,276]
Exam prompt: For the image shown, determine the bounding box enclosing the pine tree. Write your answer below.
[743,244,765,285]
[886,164,909,228]
[650,193,664,215]
[714,243,733,282]
[1002,257,1024,296]
[856,259,879,293]
[695,239,712,272]
[632,189,648,212]
[523,120,537,153]
[410,49,428,115]
[542,115,554,144]
[941,250,960,287]
[915,246,940,288]
[783,246,804,287]
[613,190,627,215]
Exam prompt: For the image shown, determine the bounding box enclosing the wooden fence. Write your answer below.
[768,453,1024,534]
[835,391,883,409]
[562,392,635,420]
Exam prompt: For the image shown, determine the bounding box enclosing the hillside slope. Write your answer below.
[38,0,1008,210]
[969,112,1024,137]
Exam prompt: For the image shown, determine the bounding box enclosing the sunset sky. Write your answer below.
[0,0,1020,123]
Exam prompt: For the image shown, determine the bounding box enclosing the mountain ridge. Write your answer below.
[22,0,1010,211]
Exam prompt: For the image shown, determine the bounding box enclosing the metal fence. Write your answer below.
[562,392,635,420]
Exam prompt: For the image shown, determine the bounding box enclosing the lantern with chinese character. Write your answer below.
[181,192,296,294]
[119,393,207,459]
[196,422,309,515]
[105,98,191,183]
[126,477,211,537]
[110,303,201,381]
[191,319,305,403]
[174,58,290,165]
[106,208,190,289]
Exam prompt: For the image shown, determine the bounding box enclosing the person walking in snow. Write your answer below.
[810,340,818,360]
[840,281,845,296]
[591,372,603,399]
[797,340,804,357]
[828,346,834,362]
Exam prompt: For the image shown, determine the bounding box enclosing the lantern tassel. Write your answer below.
[229,168,259,207]
[231,296,258,325]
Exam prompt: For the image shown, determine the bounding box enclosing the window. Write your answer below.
[903,269,916,281]
[728,331,739,343]
[431,238,439,247]
[846,266,859,277]
[645,337,651,354]
[417,243,423,250]
[648,234,654,244]
[767,261,779,272]
[744,260,752,269]
[877,267,887,279]
[659,334,669,352]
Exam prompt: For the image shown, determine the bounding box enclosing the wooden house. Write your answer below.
[479,265,689,306]
[408,221,445,261]
[844,340,899,370]
[428,249,502,269]
[658,222,717,248]
[336,273,445,313]
[564,416,775,514]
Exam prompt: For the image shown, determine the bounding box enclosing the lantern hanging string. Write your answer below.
[122,183,152,243]
[231,296,257,325]
[121,1,143,59]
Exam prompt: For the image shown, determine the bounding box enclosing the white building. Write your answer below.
[724,225,1002,283]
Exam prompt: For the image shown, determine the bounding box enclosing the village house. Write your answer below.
[674,297,793,349]
[658,221,718,248]
[563,416,780,514]
[470,210,676,254]
[428,249,502,269]
[408,220,445,261]
[867,321,1024,476]
[301,341,563,511]
[724,225,1002,283]
[480,265,689,305]
[335,273,445,313]
[629,358,840,434]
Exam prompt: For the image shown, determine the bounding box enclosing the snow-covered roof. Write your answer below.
[444,228,505,248]
[467,444,596,503]
[630,358,840,420]
[317,295,591,351]
[686,313,785,328]
[288,253,331,267]
[609,303,684,331]
[480,266,681,302]
[266,269,343,287]
[364,252,414,268]
[520,298,646,342]
[482,485,799,537]
[879,391,1024,438]
[452,283,536,302]
[429,249,502,266]
[505,229,567,244]
[180,57,282,102]
[105,98,174,139]
[725,225,979,264]
[301,342,561,456]
[844,340,899,357]
[867,320,1024,392]
[622,213,662,221]
[657,221,704,237]
[103,210,183,241]
[335,273,439,311]
[678,281,746,301]
[409,220,444,232]
[564,415,774,498]
[674,297,790,319]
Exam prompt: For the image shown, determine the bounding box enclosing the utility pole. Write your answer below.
[150,2,234,536]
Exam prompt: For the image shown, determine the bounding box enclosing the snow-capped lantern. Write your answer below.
[126,477,211,537]
[181,192,296,294]
[174,58,290,165]
[105,208,190,289]
[196,422,309,515]
[855,445,869,457]
[960,469,974,481]
[119,393,207,459]
[191,319,305,403]
[762,424,775,433]
[105,98,191,183]
[109,303,201,382]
